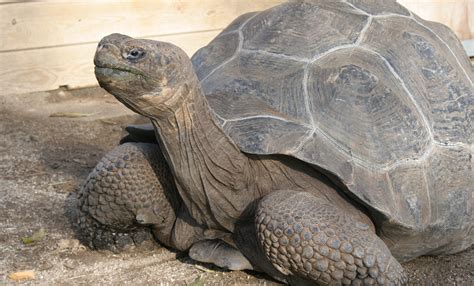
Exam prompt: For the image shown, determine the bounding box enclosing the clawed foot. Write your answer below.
[256,190,408,285]
[189,239,254,271]
[68,199,156,252]
[67,142,178,252]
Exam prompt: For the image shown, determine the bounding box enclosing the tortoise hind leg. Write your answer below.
[255,190,407,285]
[189,239,254,271]
[68,142,178,252]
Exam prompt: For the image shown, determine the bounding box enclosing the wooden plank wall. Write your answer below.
[0,0,286,95]
[0,0,472,95]
[398,0,473,41]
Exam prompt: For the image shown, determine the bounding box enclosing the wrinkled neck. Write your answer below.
[150,84,250,231]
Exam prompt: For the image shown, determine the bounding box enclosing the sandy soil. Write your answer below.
[0,87,472,285]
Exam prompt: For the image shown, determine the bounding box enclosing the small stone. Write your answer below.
[8,271,35,281]
[63,259,80,270]
[57,239,84,253]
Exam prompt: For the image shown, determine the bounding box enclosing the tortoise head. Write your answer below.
[94,33,196,117]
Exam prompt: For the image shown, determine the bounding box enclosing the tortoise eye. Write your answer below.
[125,48,145,61]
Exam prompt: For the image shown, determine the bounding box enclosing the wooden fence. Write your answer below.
[0,0,472,95]
[399,0,472,41]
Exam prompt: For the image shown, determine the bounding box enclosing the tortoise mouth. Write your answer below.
[94,64,146,79]
[95,67,134,83]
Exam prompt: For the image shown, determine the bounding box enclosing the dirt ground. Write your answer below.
[0,87,472,285]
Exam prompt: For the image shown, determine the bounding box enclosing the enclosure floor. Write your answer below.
[0,87,472,285]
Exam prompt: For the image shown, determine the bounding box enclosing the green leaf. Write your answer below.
[22,228,46,245]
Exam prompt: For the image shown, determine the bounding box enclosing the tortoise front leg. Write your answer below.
[255,190,407,285]
[68,142,180,251]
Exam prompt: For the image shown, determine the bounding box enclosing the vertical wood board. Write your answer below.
[0,0,472,95]
[0,30,220,95]
[0,0,285,51]
[398,0,473,40]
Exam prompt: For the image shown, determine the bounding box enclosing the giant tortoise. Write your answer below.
[71,0,473,284]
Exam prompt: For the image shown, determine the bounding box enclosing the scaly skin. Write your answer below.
[69,142,180,251]
[256,190,407,285]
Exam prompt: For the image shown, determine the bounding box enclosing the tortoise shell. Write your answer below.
[191,0,473,260]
